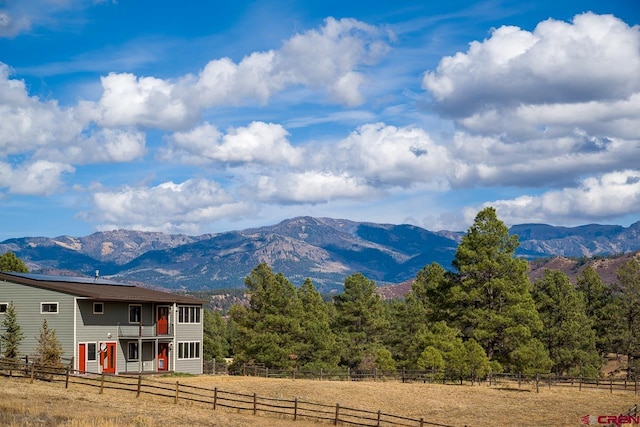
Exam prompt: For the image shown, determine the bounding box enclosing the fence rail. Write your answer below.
[0,358,453,427]
[237,364,640,395]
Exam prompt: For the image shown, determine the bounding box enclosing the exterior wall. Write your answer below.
[174,305,204,374]
[0,280,75,360]
[0,279,204,375]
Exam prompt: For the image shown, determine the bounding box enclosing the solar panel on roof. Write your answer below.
[9,272,134,287]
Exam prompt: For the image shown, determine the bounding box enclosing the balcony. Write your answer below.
[117,323,174,338]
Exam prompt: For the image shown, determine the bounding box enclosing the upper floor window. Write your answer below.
[0,303,7,314]
[41,302,59,314]
[129,304,142,323]
[178,306,201,324]
[93,302,104,315]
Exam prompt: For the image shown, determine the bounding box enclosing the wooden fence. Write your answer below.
[0,359,454,427]
[238,365,640,395]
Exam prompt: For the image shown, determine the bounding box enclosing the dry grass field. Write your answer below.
[0,374,636,426]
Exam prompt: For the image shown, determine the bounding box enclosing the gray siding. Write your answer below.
[0,280,75,360]
[174,305,204,374]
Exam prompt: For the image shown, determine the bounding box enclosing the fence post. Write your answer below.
[253,393,257,416]
[488,373,492,387]
[347,367,350,381]
[320,368,323,381]
[374,368,378,382]
[610,378,613,394]
[548,374,551,390]
[402,367,406,384]
[266,368,269,378]
[579,376,582,391]
[635,377,637,396]
[518,372,521,388]
[100,372,105,394]
[377,409,381,427]
[65,366,70,389]
[420,417,424,427]
[334,403,340,425]
[136,375,142,398]
[30,363,35,384]
[175,381,179,404]
[213,387,217,410]
[294,397,298,421]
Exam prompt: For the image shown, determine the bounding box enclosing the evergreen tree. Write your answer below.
[576,266,617,355]
[332,273,389,369]
[533,269,600,376]
[203,309,230,363]
[296,278,340,370]
[383,296,429,368]
[449,207,545,370]
[616,258,640,375]
[35,318,64,368]
[0,252,28,273]
[230,263,305,370]
[411,262,451,322]
[1,302,23,361]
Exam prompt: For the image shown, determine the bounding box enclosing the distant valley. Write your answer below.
[1,216,639,292]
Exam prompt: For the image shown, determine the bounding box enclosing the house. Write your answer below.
[0,272,206,375]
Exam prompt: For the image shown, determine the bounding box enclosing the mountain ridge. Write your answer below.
[2,216,639,292]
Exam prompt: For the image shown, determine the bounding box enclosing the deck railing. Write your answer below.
[117,323,173,338]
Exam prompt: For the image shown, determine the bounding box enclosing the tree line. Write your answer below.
[2,208,639,378]
[204,208,640,379]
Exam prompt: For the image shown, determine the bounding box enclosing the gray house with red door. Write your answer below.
[0,272,205,375]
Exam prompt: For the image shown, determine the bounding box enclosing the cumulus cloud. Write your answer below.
[85,178,252,234]
[423,12,640,117]
[0,160,74,195]
[468,170,640,226]
[86,17,391,130]
[165,121,303,166]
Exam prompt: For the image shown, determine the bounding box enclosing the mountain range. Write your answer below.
[1,216,639,292]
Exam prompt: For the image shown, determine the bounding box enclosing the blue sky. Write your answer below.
[1,0,639,239]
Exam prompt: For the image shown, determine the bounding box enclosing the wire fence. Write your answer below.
[0,358,455,427]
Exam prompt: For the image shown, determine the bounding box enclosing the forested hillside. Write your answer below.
[203,208,638,380]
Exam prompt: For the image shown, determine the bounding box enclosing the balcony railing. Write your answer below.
[117,323,173,338]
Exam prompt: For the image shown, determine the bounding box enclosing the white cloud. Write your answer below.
[86,178,252,234]
[423,12,640,117]
[326,123,455,188]
[473,170,640,226]
[0,160,74,195]
[165,121,303,166]
[254,171,376,203]
[86,17,391,130]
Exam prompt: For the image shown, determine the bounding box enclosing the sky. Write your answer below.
[1,0,639,239]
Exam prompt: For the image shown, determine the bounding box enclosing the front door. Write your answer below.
[158,343,169,371]
[78,343,86,373]
[157,306,169,335]
[100,342,116,374]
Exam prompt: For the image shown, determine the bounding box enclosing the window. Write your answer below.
[0,303,7,314]
[128,342,139,361]
[129,304,141,323]
[177,341,200,359]
[87,343,97,361]
[178,306,201,324]
[41,302,59,314]
[93,302,104,314]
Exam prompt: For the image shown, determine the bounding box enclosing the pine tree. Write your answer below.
[203,309,230,363]
[230,263,305,370]
[296,278,340,370]
[449,207,545,370]
[0,252,28,273]
[35,318,64,369]
[332,273,389,369]
[1,302,23,361]
[533,269,600,376]
[616,258,640,376]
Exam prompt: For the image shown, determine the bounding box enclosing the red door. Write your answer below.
[158,343,169,371]
[78,343,86,373]
[100,342,116,374]
[157,306,169,335]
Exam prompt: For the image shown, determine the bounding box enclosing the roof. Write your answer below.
[0,272,205,305]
